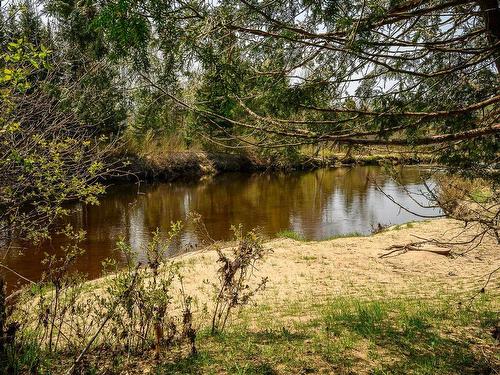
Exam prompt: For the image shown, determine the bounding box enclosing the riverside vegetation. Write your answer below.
[2,218,499,374]
[2,219,272,374]
[1,1,499,374]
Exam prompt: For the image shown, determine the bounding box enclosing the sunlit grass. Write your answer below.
[470,189,493,204]
[275,229,306,241]
[155,295,498,374]
[276,230,366,242]
[323,232,365,240]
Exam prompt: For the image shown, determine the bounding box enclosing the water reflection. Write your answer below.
[1,166,441,291]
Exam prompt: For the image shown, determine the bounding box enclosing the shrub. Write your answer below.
[210,225,271,334]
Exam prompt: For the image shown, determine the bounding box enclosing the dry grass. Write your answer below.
[14,218,499,374]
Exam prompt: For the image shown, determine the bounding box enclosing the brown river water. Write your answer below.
[1,166,442,292]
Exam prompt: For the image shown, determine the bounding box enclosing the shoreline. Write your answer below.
[82,218,498,305]
[174,218,499,303]
[18,218,499,373]
[113,150,436,182]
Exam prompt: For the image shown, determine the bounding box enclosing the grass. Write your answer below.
[276,224,433,243]
[18,291,497,374]
[323,231,365,240]
[275,229,306,241]
[470,188,493,204]
[390,222,415,231]
[276,230,366,242]
[154,295,499,374]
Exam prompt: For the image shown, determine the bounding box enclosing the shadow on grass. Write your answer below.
[156,351,211,374]
[248,327,309,343]
[156,329,303,374]
[157,299,497,374]
[322,300,496,374]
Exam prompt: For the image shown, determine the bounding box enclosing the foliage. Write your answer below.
[0,219,272,372]
[0,37,113,244]
[99,224,188,355]
[0,0,498,371]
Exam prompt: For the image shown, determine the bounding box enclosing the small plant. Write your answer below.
[5,225,89,373]
[99,222,196,356]
[371,223,388,234]
[38,225,86,353]
[211,225,271,334]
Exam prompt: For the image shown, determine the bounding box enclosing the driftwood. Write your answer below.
[380,242,452,258]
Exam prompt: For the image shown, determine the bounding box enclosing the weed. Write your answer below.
[211,225,271,334]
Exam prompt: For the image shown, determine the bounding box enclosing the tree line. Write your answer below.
[1,0,498,253]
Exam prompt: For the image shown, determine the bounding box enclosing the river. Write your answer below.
[1,166,442,291]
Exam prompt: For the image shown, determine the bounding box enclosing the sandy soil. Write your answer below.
[20,218,498,368]
[173,219,500,310]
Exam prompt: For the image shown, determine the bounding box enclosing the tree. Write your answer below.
[90,0,498,241]
[88,0,497,153]
[0,36,116,245]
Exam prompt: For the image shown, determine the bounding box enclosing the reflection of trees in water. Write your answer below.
[3,166,435,290]
[82,166,425,245]
[288,167,386,238]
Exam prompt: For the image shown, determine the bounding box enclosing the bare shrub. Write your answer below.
[210,225,270,334]
[2,222,200,373]
[96,222,196,356]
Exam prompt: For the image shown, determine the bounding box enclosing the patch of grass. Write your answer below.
[323,231,364,240]
[388,221,419,231]
[156,351,213,374]
[153,295,499,374]
[316,297,498,374]
[4,334,50,375]
[470,189,493,203]
[275,229,306,241]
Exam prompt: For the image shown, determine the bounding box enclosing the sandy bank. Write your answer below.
[172,219,499,309]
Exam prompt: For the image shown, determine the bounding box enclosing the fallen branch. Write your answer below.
[380,242,452,258]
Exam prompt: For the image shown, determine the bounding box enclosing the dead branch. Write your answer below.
[380,241,452,258]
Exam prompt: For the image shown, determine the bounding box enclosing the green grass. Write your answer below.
[323,231,364,240]
[276,230,366,242]
[155,295,499,374]
[275,229,306,241]
[470,189,493,203]
[3,333,50,375]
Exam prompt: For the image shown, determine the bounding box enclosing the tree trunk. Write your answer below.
[478,0,500,73]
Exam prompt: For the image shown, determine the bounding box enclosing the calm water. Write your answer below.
[2,166,441,291]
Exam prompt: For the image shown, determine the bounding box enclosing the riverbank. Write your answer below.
[152,219,500,374]
[75,219,500,373]
[176,218,499,307]
[117,150,435,182]
[13,218,499,374]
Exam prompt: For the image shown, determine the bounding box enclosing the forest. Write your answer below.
[0,0,499,373]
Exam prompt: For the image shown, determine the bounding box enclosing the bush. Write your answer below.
[210,225,271,334]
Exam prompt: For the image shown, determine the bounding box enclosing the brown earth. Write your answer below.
[116,150,433,182]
